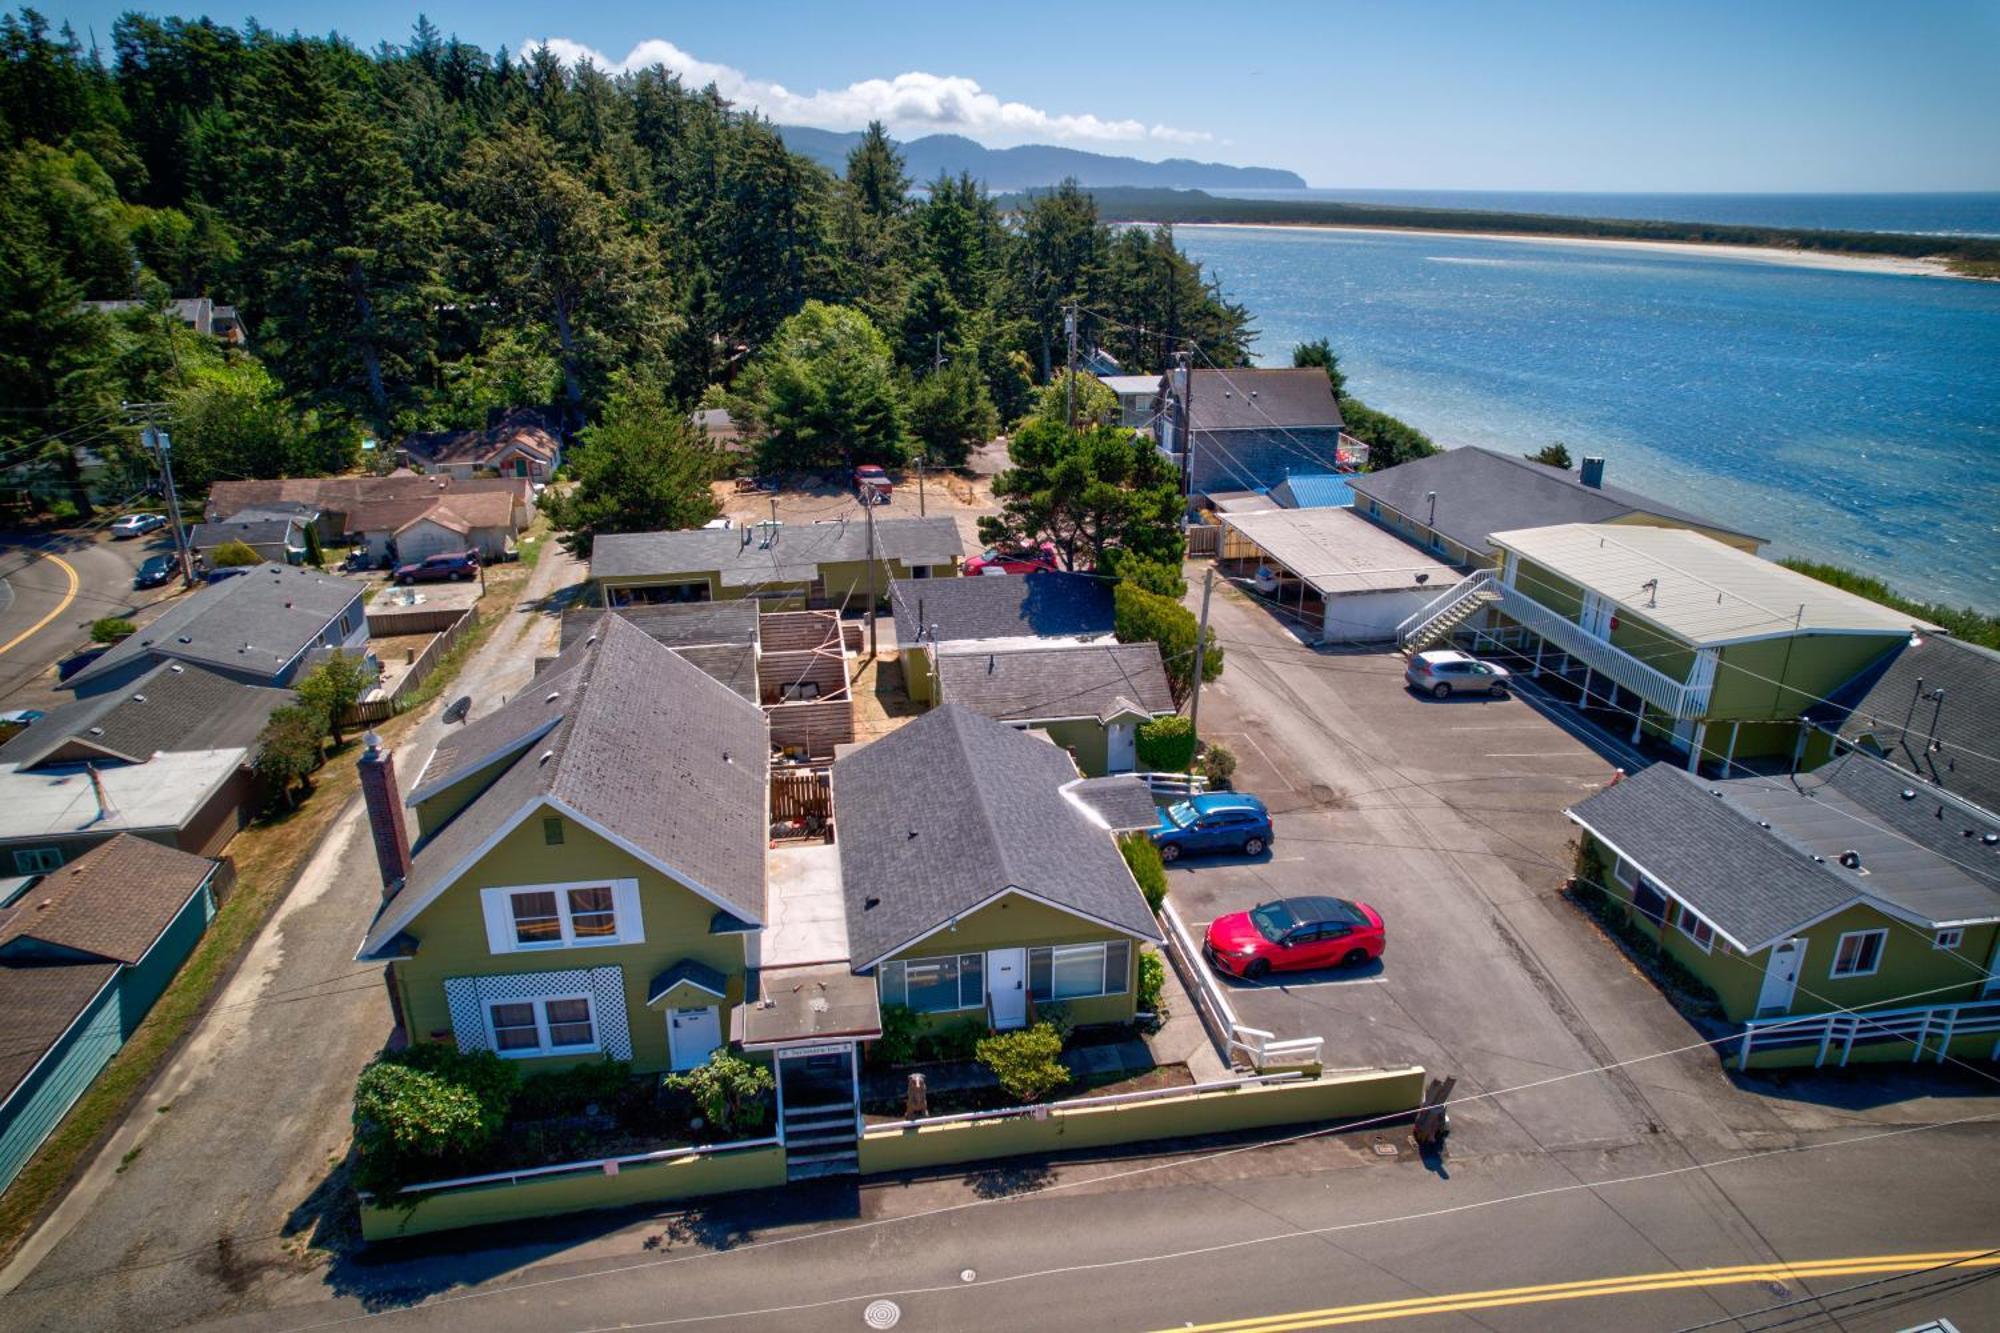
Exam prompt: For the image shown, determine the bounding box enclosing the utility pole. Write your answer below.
[1175,350,1195,501]
[1064,304,1079,432]
[920,332,944,518]
[1187,565,1215,776]
[864,494,879,659]
[135,411,193,585]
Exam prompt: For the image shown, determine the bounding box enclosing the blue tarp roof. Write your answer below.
[1272,473,1355,509]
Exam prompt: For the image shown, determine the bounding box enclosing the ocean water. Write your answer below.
[1207,190,2000,237]
[1171,224,2000,610]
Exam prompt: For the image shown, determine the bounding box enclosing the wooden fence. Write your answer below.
[1186,524,1221,556]
[770,768,832,829]
[364,605,472,637]
[345,608,477,725]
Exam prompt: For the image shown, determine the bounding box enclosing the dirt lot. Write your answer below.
[710,461,1001,569]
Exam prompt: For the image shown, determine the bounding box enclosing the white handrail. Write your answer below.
[1737,996,2000,1069]
[1394,571,1493,643]
[1493,583,1697,716]
[372,1134,784,1199]
[867,1071,1307,1132]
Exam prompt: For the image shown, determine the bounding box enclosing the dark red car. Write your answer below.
[1204,895,1384,980]
[855,464,892,504]
[964,541,1060,576]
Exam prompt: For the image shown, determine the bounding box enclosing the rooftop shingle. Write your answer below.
[592,517,962,588]
[66,565,362,688]
[937,642,1174,723]
[889,572,1115,646]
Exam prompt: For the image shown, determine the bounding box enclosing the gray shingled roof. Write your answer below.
[889,572,1116,645]
[938,643,1174,723]
[1188,368,1344,433]
[1567,764,1852,950]
[187,517,299,549]
[0,662,291,768]
[834,704,1160,968]
[560,603,760,652]
[1348,447,1761,557]
[592,516,962,587]
[363,616,769,956]
[0,834,215,965]
[1064,776,1161,832]
[1818,636,2000,819]
[648,957,729,1003]
[68,565,362,688]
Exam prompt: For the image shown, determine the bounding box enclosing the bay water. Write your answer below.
[1173,224,2000,611]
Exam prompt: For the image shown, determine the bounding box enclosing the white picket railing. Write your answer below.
[1492,582,1705,717]
[1394,572,1494,648]
[1737,996,2000,1069]
[1158,899,1326,1071]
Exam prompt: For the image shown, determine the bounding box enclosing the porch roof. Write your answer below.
[738,963,881,1048]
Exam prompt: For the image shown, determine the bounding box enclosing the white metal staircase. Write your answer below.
[1396,573,1501,655]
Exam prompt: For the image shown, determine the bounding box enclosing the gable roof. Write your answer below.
[344,490,519,538]
[0,834,215,965]
[1491,524,1929,647]
[363,616,769,956]
[889,572,1116,646]
[187,516,301,549]
[559,603,761,652]
[1349,447,1763,557]
[401,408,560,469]
[1188,368,1344,433]
[0,662,292,769]
[834,704,1160,968]
[205,475,526,525]
[66,565,362,688]
[938,642,1174,723]
[591,516,963,588]
[1270,473,1355,509]
[1816,636,2000,819]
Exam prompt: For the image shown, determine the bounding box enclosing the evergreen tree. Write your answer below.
[543,374,721,556]
[844,121,907,220]
[745,300,906,471]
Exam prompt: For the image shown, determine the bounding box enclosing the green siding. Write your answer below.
[0,879,213,1192]
[1037,718,1109,777]
[1710,635,1902,728]
[414,762,510,840]
[880,892,1142,1029]
[392,811,748,1074]
[1510,556,1584,619]
[901,646,936,704]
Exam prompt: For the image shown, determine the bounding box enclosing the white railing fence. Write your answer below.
[1394,571,1494,648]
[1492,583,1700,717]
[1736,996,2000,1069]
[1158,899,1327,1071]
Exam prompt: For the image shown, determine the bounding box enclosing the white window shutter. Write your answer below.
[479,888,515,955]
[444,977,487,1051]
[612,880,645,946]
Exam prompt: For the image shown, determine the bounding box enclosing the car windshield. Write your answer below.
[1165,801,1197,828]
[1249,901,1297,942]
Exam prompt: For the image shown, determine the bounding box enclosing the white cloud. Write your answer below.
[530,37,1213,146]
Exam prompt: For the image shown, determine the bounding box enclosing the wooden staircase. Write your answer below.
[1396,573,1501,656]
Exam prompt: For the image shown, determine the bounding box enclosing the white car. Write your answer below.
[1405,649,1512,699]
[109,513,168,539]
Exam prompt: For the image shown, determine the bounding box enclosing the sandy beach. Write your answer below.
[1175,221,1966,279]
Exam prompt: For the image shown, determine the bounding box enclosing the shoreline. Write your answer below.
[1169,221,1972,279]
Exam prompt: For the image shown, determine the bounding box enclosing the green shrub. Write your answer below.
[1136,715,1196,771]
[662,1051,775,1134]
[513,1058,634,1120]
[1138,951,1166,1015]
[90,617,135,643]
[351,1045,520,1195]
[210,538,263,567]
[917,1018,984,1062]
[1119,831,1169,912]
[1035,1002,1076,1043]
[46,498,79,524]
[871,1003,922,1066]
[976,1022,1068,1103]
[1195,742,1237,788]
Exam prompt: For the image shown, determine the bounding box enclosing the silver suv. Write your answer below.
[1405,649,1512,699]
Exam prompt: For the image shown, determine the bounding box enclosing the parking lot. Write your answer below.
[1165,581,1915,1160]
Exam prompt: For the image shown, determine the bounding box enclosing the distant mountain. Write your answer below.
[776,126,1307,192]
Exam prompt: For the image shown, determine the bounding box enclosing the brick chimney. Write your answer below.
[358,731,412,898]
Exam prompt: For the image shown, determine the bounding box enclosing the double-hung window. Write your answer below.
[485,994,597,1057]
[1029,941,1132,1002]
[1673,904,1715,953]
[1831,929,1886,978]
[877,954,984,1013]
[481,880,638,953]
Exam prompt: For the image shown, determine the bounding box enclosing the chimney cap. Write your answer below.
[362,730,384,753]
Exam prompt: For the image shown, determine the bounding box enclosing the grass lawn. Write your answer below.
[0,532,555,1267]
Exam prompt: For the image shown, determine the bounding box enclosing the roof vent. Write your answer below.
[537,750,555,765]
[177,635,192,644]
[1758,820,1770,829]
[1901,788,1917,800]
[863,895,880,910]
[1837,850,1862,870]
[131,694,146,704]
[169,664,183,673]
[87,726,104,736]
[1984,833,1998,846]
[545,691,560,704]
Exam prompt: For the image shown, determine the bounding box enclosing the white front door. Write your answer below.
[1106,722,1137,773]
[1756,939,1805,1017]
[667,1005,722,1071]
[988,948,1028,1030]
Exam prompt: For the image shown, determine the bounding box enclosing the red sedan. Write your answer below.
[1204,895,1384,980]
[964,541,1060,575]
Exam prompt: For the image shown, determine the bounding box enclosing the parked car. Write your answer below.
[395,550,480,585]
[109,512,168,539]
[133,553,176,588]
[1405,649,1512,699]
[965,542,1061,576]
[1205,895,1385,980]
[1151,792,1274,863]
[855,463,892,504]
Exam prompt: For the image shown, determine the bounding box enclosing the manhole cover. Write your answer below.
[1372,1142,1399,1157]
[863,1299,902,1329]
[960,1269,977,1283]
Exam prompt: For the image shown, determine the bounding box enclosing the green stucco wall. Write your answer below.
[1710,635,1902,734]
[878,892,1147,1029]
[392,809,748,1074]
[359,1142,788,1240]
[858,1066,1427,1174]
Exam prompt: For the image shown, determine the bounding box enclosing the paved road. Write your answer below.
[0,543,583,1333]
[0,528,181,709]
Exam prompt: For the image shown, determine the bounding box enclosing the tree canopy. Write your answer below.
[978,419,1182,572]
[542,375,721,556]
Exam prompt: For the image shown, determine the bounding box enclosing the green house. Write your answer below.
[0,835,221,1192]
[1566,754,2000,1069]
[591,517,962,612]
[888,570,1119,707]
[1405,522,1930,771]
[933,643,1175,776]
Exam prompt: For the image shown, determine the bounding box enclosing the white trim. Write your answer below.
[481,990,601,1059]
[1829,928,1888,979]
[647,972,728,1004]
[1672,903,1716,954]
[855,884,1159,972]
[405,719,562,805]
[1933,928,1965,952]
[876,952,986,1014]
[479,879,638,953]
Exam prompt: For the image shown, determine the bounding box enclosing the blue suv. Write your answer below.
[1151,793,1274,863]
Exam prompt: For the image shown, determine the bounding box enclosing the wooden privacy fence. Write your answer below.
[770,768,832,832]
[364,605,472,637]
[345,609,477,725]
[1186,524,1221,557]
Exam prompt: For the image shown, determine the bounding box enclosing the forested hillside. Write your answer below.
[0,11,1253,515]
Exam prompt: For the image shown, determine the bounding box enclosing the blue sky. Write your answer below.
[43,0,2000,190]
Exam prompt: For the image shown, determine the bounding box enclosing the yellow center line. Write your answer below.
[0,552,79,656]
[1160,1250,2000,1332]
